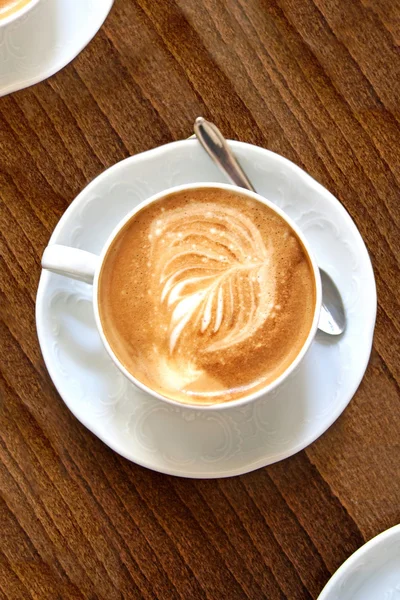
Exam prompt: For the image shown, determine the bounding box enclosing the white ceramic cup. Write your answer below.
[41,183,322,410]
[0,0,40,27]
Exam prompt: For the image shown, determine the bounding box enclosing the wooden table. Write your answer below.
[1,0,399,598]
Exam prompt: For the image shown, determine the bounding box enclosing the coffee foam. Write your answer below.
[0,0,31,18]
[99,188,316,405]
[150,203,275,355]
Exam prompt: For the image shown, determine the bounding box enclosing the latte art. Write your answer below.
[149,203,275,356]
[99,188,316,405]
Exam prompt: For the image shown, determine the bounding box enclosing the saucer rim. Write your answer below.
[36,139,377,478]
[0,0,114,98]
[317,524,400,599]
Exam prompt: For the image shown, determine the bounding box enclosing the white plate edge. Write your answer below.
[0,0,114,98]
[318,524,400,599]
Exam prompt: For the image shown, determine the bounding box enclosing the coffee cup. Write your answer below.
[41,183,322,410]
[0,0,40,27]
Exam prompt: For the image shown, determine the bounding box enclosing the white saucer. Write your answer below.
[318,525,400,599]
[36,140,376,478]
[0,0,113,97]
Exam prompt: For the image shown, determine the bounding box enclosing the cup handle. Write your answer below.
[41,244,99,284]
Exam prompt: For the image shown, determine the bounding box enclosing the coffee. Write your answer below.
[0,0,32,19]
[99,187,316,405]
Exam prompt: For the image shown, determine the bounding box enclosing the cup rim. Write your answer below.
[0,0,39,28]
[92,182,322,411]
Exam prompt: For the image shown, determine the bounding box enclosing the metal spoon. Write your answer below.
[194,116,346,336]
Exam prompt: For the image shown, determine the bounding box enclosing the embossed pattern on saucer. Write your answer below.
[0,0,113,97]
[318,525,400,599]
[36,140,377,478]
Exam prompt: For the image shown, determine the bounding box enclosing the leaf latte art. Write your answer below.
[150,203,275,356]
[99,188,316,405]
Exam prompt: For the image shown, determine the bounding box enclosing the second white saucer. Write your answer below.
[318,525,400,599]
[0,0,114,97]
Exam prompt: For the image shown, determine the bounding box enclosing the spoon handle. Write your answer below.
[194,117,256,192]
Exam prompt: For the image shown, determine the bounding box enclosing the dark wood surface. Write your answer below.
[1,0,400,598]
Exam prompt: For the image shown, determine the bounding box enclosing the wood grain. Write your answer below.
[1,0,400,598]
